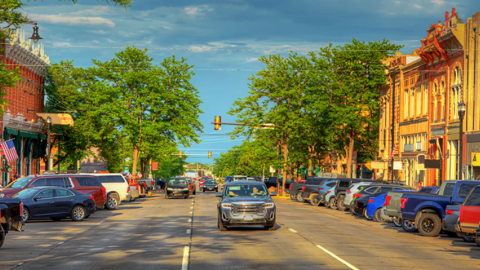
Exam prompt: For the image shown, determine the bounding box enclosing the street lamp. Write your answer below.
[458,101,466,180]
[364,63,397,183]
[46,116,52,171]
[29,22,43,43]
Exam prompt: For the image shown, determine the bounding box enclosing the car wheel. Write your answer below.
[337,195,346,211]
[475,238,480,247]
[266,220,276,231]
[22,207,30,223]
[364,208,372,220]
[418,213,442,237]
[218,215,227,231]
[310,195,321,206]
[0,225,4,248]
[393,219,402,227]
[185,195,189,199]
[290,193,296,200]
[296,191,305,202]
[373,209,383,222]
[401,218,418,232]
[106,195,118,210]
[328,197,337,210]
[71,205,86,221]
[463,237,475,242]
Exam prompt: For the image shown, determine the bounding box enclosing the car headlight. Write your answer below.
[167,188,173,191]
[221,203,232,209]
[0,194,4,198]
[183,188,189,191]
[215,186,218,188]
[265,202,275,208]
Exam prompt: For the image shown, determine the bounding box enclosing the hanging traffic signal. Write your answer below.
[179,151,182,157]
[214,116,221,130]
[208,151,212,158]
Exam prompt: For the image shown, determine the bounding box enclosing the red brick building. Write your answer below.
[0,29,50,186]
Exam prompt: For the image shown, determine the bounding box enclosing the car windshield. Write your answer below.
[6,176,34,189]
[225,184,268,197]
[203,177,213,181]
[12,188,38,199]
[168,179,187,186]
[205,180,216,184]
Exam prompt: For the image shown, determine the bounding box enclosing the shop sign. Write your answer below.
[36,113,74,126]
[472,152,480,167]
[393,161,402,170]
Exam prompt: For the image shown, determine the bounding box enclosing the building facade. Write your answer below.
[0,29,50,186]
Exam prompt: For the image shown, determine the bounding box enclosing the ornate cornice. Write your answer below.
[2,110,45,134]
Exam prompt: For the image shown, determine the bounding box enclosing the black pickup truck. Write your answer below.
[300,178,337,202]
[0,198,23,248]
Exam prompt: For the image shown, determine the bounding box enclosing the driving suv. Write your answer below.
[217,181,277,231]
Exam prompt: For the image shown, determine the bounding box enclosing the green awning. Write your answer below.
[4,128,18,138]
[19,131,38,139]
[39,134,46,140]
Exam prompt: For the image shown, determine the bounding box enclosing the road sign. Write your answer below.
[269,166,275,173]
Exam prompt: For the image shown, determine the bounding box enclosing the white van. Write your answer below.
[91,173,129,210]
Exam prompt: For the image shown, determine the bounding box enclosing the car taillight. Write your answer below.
[327,191,331,194]
[346,190,351,194]
[400,198,408,209]
[368,199,374,204]
[19,202,23,216]
[89,195,95,201]
[318,188,324,190]
[354,194,362,199]
[383,195,391,207]
[136,185,139,191]
[127,186,130,193]
[445,210,454,215]
[289,185,292,190]
[301,186,306,192]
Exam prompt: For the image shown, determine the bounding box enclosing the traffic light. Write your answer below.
[208,151,212,158]
[179,151,182,157]
[214,116,221,130]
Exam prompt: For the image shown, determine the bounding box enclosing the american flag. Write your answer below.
[391,146,395,159]
[1,140,19,163]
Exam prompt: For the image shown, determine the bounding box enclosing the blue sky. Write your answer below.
[18,0,480,164]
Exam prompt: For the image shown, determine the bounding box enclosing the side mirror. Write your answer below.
[33,197,40,201]
[270,192,277,196]
[215,192,223,198]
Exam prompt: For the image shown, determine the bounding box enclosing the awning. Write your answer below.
[19,131,38,139]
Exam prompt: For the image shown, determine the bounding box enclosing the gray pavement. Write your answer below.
[1,191,480,269]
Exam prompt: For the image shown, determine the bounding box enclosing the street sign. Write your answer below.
[269,166,275,173]
[472,152,480,166]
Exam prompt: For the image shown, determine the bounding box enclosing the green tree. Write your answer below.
[311,39,403,177]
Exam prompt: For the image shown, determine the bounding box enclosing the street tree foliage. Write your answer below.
[48,47,203,175]
[227,39,402,185]
[0,0,132,116]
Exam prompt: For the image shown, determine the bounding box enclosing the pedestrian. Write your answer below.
[14,172,19,180]
[418,182,423,190]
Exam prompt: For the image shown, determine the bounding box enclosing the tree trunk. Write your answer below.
[282,143,288,196]
[346,128,355,178]
[132,145,140,177]
[308,145,314,177]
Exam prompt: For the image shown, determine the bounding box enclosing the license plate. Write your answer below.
[244,215,254,221]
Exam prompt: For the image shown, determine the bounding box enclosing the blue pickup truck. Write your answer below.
[399,180,480,237]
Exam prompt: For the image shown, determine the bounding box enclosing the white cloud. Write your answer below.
[184,5,213,15]
[431,0,445,5]
[70,6,111,16]
[29,14,115,27]
[106,38,115,43]
[246,58,258,62]
[92,40,100,44]
[88,29,108,34]
[414,4,422,9]
[53,42,72,47]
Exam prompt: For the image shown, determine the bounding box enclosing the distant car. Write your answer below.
[264,177,291,190]
[203,180,218,192]
[365,186,413,221]
[200,176,215,187]
[343,183,373,209]
[165,178,190,199]
[323,186,336,209]
[92,173,130,210]
[304,180,337,206]
[14,187,95,222]
[216,181,276,231]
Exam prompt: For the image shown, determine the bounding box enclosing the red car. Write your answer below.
[0,174,107,209]
[456,185,480,241]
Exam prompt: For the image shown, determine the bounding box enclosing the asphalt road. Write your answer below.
[2,191,480,269]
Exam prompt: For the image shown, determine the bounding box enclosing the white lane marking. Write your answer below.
[190,207,193,209]
[316,245,359,270]
[188,219,192,223]
[182,246,190,270]
[96,220,105,225]
[58,242,64,245]
[288,228,297,233]
[186,229,191,234]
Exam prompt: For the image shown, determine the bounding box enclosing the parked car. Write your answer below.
[216,181,276,231]
[165,178,190,199]
[334,178,377,211]
[399,180,479,237]
[365,186,413,221]
[0,197,23,248]
[323,186,337,209]
[14,187,96,222]
[264,177,291,190]
[288,180,308,201]
[343,183,373,209]
[92,173,130,210]
[301,180,337,205]
[0,174,107,210]
[137,178,156,192]
[128,184,140,201]
[455,185,480,243]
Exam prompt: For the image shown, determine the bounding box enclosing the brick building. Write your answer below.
[0,29,50,186]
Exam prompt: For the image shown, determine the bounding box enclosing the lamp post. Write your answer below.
[364,64,397,183]
[458,101,466,180]
[1,21,43,43]
[46,116,52,171]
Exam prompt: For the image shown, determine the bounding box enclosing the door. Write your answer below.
[30,189,55,217]
[53,189,75,215]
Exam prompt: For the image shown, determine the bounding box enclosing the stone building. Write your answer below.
[0,29,50,186]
